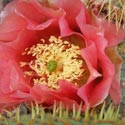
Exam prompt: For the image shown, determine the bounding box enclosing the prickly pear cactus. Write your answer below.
[0,102,124,125]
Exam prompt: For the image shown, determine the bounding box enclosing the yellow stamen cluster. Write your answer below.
[20,36,86,89]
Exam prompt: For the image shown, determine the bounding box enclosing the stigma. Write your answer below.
[47,60,57,72]
[20,36,89,89]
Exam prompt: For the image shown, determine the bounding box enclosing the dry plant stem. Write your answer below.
[86,0,125,30]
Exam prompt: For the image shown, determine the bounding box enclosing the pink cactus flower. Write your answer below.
[0,0,124,110]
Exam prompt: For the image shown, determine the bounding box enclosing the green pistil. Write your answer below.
[47,60,57,72]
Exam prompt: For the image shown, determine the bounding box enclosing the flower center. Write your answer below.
[46,60,57,72]
[20,36,89,89]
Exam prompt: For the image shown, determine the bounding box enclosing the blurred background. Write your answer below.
[0,0,12,11]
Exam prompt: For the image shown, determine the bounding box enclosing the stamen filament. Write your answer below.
[20,36,89,89]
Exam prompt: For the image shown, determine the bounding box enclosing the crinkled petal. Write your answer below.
[100,20,125,46]
[0,42,31,109]
[0,91,22,104]
[76,9,125,47]
[80,43,102,83]
[30,80,81,108]
[76,8,104,44]
[78,41,115,107]
[0,0,63,40]
[106,47,123,104]
[11,0,63,30]
[6,22,60,54]
[0,90,31,111]
[48,0,89,30]
[59,15,73,36]
[0,12,27,41]
[6,29,40,53]
[0,59,30,94]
